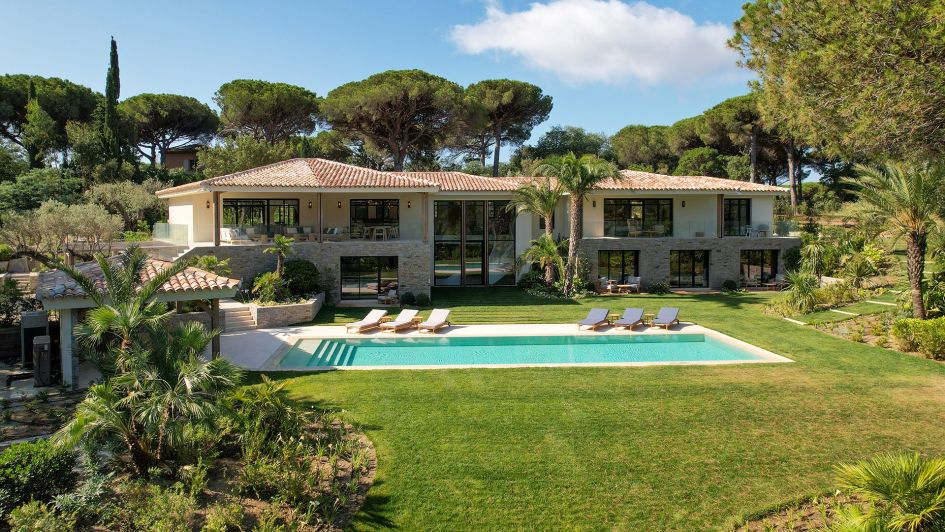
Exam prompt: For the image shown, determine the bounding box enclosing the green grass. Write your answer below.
[270,288,945,530]
[794,301,896,325]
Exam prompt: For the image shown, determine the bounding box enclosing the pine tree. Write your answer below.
[22,79,58,168]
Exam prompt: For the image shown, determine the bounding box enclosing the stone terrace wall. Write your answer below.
[180,241,432,301]
[251,293,325,329]
[580,236,801,290]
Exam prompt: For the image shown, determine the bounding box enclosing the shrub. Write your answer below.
[202,502,244,532]
[52,472,110,524]
[782,246,801,272]
[0,244,15,262]
[648,281,670,295]
[0,440,77,516]
[108,481,197,532]
[781,271,821,314]
[721,280,740,293]
[842,253,877,288]
[516,269,545,289]
[0,278,27,327]
[282,259,321,296]
[415,292,431,307]
[190,255,232,277]
[252,271,289,304]
[6,501,75,532]
[399,291,416,306]
[121,230,151,242]
[891,317,945,359]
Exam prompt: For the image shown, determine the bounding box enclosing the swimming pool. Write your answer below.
[275,333,780,369]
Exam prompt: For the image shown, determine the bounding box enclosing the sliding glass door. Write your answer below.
[669,250,709,288]
[434,200,515,286]
[340,256,398,300]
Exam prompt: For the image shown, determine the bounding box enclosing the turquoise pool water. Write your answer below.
[276,334,765,368]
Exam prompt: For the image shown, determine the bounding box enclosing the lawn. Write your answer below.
[271,288,945,530]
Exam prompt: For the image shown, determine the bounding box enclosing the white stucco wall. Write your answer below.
[673,195,718,238]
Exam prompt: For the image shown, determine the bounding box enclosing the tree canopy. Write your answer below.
[513,126,612,167]
[463,79,552,176]
[611,125,673,173]
[322,69,464,171]
[0,74,99,152]
[0,168,83,211]
[197,135,295,178]
[731,0,945,160]
[119,93,218,165]
[214,79,319,144]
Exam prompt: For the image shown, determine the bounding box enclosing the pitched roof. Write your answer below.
[36,255,240,301]
[156,158,787,197]
[392,171,520,192]
[601,170,786,193]
[157,158,438,196]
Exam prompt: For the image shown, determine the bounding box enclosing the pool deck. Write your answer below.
[220,322,793,371]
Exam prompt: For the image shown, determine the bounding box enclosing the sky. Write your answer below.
[1,0,753,146]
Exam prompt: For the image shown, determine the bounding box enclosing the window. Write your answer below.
[723,198,751,236]
[434,200,516,286]
[340,256,398,300]
[740,249,778,283]
[598,250,639,282]
[222,199,299,232]
[669,250,709,288]
[604,198,672,237]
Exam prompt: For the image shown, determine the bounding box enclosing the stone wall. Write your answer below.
[180,240,432,301]
[251,293,325,329]
[579,236,801,290]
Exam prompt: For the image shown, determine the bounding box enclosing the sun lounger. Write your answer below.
[418,309,451,333]
[652,307,680,329]
[380,309,420,332]
[577,308,611,330]
[345,309,388,333]
[614,308,644,329]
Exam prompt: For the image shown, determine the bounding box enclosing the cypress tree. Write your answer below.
[98,36,122,160]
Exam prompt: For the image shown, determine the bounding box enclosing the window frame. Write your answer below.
[603,198,673,237]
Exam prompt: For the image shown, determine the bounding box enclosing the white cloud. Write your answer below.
[451,0,741,85]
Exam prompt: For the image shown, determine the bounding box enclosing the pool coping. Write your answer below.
[256,322,793,371]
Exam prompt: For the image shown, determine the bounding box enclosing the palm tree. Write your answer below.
[264,235,294,276]
[537,153,617,294]
[54,322,243,474]
[58,245,187,353]
[849,163,944,318]
[507,176,563,284]
[833,452,945,531]
[520,234,565,287]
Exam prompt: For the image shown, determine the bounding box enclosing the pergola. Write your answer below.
[35,256,240,389]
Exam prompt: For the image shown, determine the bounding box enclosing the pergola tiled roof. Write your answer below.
[157,159,438,197]
[36,255,240,302]
[156,158,787,196]
[392,171,520,192]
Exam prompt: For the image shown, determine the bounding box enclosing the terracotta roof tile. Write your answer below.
[391,171,520,191]
[36,255,240,301]
[603,170,787,192]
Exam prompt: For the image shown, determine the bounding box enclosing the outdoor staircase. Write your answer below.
[222,302,256,332]
[279,339,356,368]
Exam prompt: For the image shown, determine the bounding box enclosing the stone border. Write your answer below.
[250,293,325,329]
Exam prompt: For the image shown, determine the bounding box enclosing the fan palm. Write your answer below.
[507,177,563,284]
[264,235,294,276]
[520,234,566,287]
[536,153,617,294]
[784,270,821,314]
[58,245,187,352]
[834,452,945,531]
[848,163,944,318]
[54,322,242,473]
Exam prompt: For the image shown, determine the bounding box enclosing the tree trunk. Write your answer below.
[492,125,501,177]
[749,127,758,183]
[786,146,798,214]
[544,215,554,285]
[907,232,927,319]
[276,253,284,277]
[564,196,581,295]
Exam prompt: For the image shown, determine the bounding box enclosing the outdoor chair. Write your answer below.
[380,309,420,332]
[577,308,611,330]
[345,309,388,333]
[652,307,680,329]
[418,309,451,333]
[378,289,398,305]
[622,276,641,293]
[614,308,644,330]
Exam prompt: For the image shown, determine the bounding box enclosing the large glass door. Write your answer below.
[434,200,515,286]
[340,256,398,300]
[669,250,709,287]
[463,202,485,285]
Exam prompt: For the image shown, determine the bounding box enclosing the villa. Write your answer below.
[156,158,799,299]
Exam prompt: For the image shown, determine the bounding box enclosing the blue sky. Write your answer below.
[2,0,752,144]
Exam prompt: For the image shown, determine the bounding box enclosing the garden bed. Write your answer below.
[736,494,865,531]
[251,293,325,329]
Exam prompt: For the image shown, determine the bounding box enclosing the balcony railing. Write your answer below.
[219,224,402,244]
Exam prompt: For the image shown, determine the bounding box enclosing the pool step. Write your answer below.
[307,340,356,367]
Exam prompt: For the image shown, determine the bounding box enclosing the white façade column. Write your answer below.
[59,309,78,390]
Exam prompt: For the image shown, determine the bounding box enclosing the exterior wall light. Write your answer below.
[206,200,211,209]
[337,201,342,209]
[407,200,412,208]
[308,201,313,209]
[682,200,686,208]
[592,200,596,208]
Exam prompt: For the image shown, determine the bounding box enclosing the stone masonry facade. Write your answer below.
[180,241,432,302]
[580,236,801,290]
